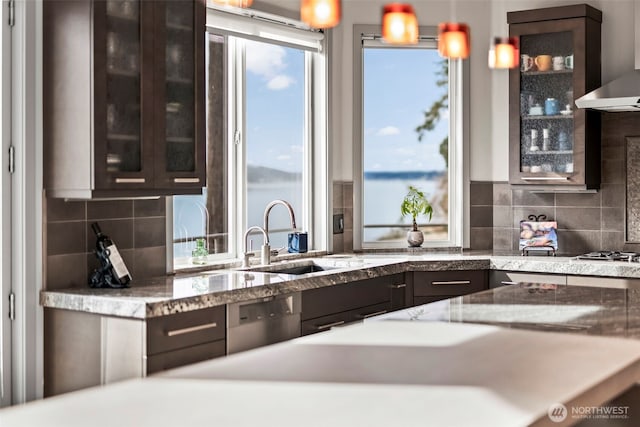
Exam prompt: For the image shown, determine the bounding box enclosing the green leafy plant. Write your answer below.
[401,185,433,232]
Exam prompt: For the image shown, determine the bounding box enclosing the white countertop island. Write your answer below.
[2,320,640,427]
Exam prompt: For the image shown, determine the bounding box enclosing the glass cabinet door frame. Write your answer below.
[93,0,155,190]
[153,0,206,189]
[508,16,601,188]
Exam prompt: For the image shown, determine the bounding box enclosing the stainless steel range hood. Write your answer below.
[575,71,640,111]
[575,3,640,111]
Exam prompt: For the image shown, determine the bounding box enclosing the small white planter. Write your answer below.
[407,230,424,247]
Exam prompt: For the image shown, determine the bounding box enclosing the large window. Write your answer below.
[354,25,465,249]
[173,7,327,266]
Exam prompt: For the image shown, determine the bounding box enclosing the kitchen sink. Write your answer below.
[241,259,347,275]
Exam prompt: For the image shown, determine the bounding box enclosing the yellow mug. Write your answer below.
[535,55,552,71]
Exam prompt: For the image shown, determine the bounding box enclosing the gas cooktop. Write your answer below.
[576,251,640,262]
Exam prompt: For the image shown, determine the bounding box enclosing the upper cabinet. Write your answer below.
[44,0,205,198]
[508,4,601,190]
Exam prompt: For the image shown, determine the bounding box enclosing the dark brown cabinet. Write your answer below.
[301,274,406,336]
[44,0,205,198]
[508,4,601,190]
[413,270,488,305]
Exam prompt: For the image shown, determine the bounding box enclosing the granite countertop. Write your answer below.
[40,253,640,319]
[374,283,640,339]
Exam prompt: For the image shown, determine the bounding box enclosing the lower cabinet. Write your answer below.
[44,305,226,397]
[490,270,567,288]
[301,274,406,336]
[413,270,488,305]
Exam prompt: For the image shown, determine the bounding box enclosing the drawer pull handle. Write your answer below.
[174,177,200,184]
[390,284,407,289]
[315,320,345,330]
[115,178,146,184]
[432,280,471,285]
[357,310,387,319]
[166,322,217,337]
[520,177,569,181]
[501,281,518,286]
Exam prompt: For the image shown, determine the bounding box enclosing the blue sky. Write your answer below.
[244,40,448,173]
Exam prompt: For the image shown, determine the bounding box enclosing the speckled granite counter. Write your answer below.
[375,283,640,339]
[40,254,640,319]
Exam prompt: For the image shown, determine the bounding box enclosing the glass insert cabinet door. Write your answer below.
[508,7,601,189]
[95,0,154,188]
[155,0,206,188]
[518,31,574,176]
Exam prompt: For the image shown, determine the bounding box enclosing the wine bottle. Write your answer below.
[90,222,131,288]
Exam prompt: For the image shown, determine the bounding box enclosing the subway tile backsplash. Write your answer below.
[44,197,167,290]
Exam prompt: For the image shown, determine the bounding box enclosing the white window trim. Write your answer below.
[171,7,328,269]
[352,24,468,250]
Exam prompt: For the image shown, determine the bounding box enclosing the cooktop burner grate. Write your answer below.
[576,251,640,262]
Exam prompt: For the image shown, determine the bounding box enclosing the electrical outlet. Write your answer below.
[333,214,344,234]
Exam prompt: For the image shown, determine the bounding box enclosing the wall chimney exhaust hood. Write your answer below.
[575,3,640,111]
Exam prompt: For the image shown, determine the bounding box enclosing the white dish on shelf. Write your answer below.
[560,110,572,115]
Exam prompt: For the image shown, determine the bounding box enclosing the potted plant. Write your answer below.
[401,185,433,247]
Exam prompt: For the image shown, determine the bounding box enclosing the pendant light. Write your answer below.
[301,0,341,29]
[488,37,519,69]
[382,3,418,45]
[438,22,470,59]
[211,0,253,7]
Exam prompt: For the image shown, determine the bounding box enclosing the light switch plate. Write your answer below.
[333,214,344,234]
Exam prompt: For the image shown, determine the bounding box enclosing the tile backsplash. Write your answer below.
[44,196,167,290]
[487,111,640,255]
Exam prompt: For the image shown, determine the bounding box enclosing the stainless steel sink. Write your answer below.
[242,260,341,275]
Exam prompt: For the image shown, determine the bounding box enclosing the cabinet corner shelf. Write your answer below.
[525,150,573,155]
[167,22,191,32]
[107,133,140,142]
[522,115,573,120]
[522,69,573,76]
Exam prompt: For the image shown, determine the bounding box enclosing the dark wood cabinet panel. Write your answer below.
[147,340,225,374]
[507,4,601,190]
[44,0,206,198]
[147,305,225,355]
[301,274,405,321]
[413,270,488,297]
[301,301,391,336]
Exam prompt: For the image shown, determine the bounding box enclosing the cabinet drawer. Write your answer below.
[147,340,226,374]
[302,275,401,321]
[301,301,391,336]
[147,306,226,356]
[414,270,487,296]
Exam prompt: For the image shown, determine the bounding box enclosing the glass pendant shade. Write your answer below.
[382,3,419,45]
[301,0,341,29]
[488,37,519,69]
[438,23,470,59]
[211,0,253,7]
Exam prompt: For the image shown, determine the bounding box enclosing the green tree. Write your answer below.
[415,59,448,167]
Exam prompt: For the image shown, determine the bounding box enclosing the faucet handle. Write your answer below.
[241,252,254,268]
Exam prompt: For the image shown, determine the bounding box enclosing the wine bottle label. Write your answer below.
[107,244,131,280]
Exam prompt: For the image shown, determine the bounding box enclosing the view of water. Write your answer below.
[173,177,446,257]
[364,178,441,242]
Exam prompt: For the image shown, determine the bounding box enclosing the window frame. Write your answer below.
[170,8,328,269]
[352,24,468,250]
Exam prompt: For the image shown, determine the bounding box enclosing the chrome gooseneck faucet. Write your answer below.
[262,200,298,263]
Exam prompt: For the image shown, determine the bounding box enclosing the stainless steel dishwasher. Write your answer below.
[227,293,301,354]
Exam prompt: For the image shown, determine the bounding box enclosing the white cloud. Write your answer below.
[267,75,295,90]
[245,42,295,91]
[376,126,400,136]
[277,154,292,161]
[395,147,416,156]
[290,145,303,153]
